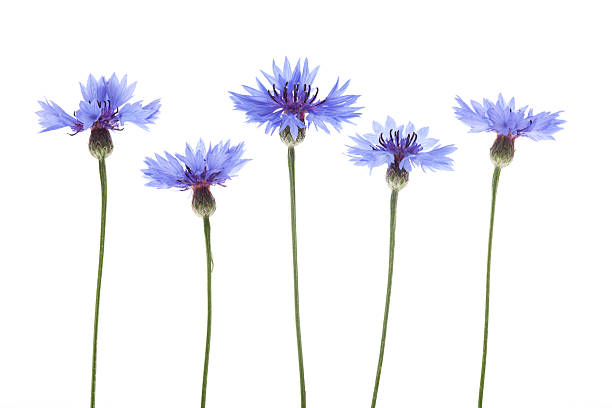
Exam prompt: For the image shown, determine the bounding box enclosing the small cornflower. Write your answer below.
[454,93,563,167]
[454,94,564,408]
[348,116,456,190]
[37,73,161,158]
[142,139,249,217]
[142,139,248,408]
[230,57,361,145]
[348,117,455,407]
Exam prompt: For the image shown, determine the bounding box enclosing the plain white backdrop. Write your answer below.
[0,0,611,407]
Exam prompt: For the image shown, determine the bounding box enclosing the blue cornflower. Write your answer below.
[42,75,161,404]
[454,95,564,402]
[454,93,563,141]
[142,140,249,216]
[143,139,248,190]
[454,94,563,167]
[230,57,361,143]
[348,117,456,189]
[37,73,161,134]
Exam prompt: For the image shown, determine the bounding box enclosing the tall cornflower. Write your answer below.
[231,57,361,407]
[37,74,160,408]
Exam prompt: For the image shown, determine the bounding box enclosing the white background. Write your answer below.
[0,0,610,407]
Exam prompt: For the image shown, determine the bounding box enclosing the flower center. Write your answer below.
[372,129,423,164]
[267,82,326,119]
[178,165,222,190]
[181,165,203,187]
[91,100,118,117]
[503,107,534,137]
[96,99,122,126]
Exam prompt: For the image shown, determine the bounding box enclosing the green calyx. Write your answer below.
[280,126,306,147]
[489,134,515,168]
[386,166,409,191]
[192,184,216,217]
[89,128,114,160]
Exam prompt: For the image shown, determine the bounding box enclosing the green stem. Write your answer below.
[90,158,107,408]
[288,146,306,408]
[478,166,502,408]
[201,216,213,408]
[371,189,399,408]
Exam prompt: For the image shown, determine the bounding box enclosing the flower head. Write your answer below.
[142,140,249,216]
[454,94,564,167]
[348,117,456,172]
[454,94,563,141]
[37,73,161,134]
[348,117,456,190]
[143,139,249,190]
[230,57,361,141]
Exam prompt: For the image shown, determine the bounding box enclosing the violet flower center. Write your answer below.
[267,81,327,118]
[372,129,423,164]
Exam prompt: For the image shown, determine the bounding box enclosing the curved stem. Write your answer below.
[288,146,306,408]
[371,189,398,408]
[478,166,502,408]
[201,216,213,408]
[90,158,107,408]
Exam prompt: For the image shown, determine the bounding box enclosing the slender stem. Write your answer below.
[201,216,213,408]
[371,189,399,408]
[478,166,502,408]
[90,158,107,408]
[288,146,306,408]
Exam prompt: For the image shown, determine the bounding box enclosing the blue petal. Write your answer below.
[75,101,101,130]
[36,100,80,132]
